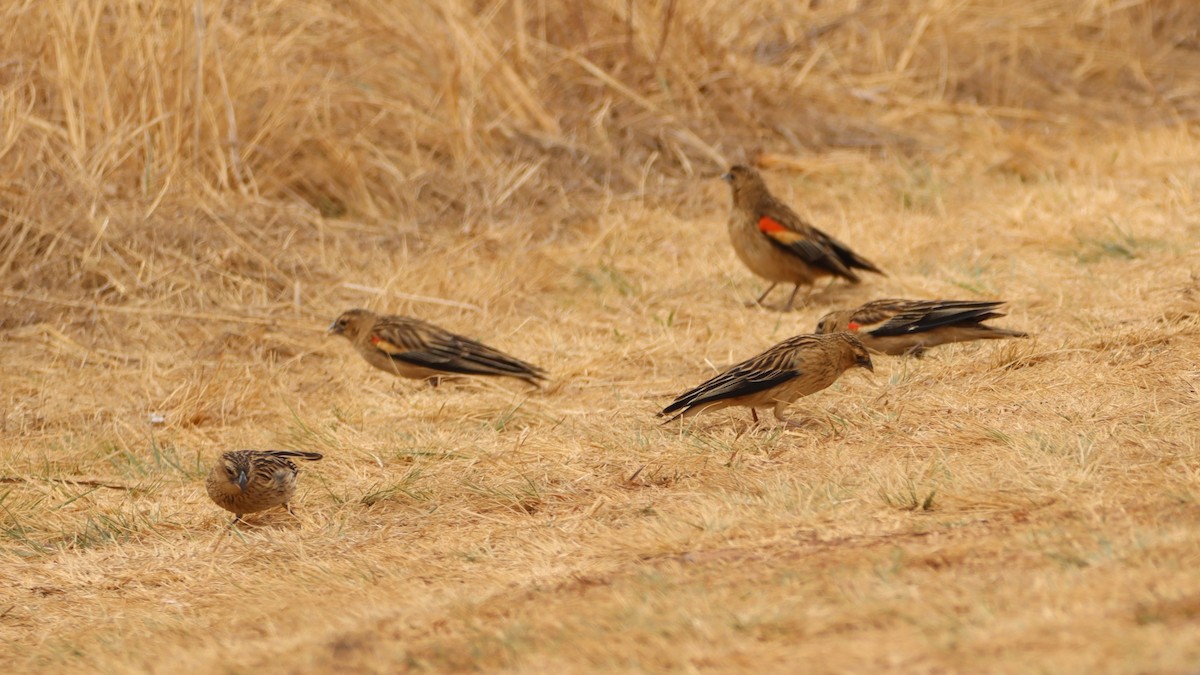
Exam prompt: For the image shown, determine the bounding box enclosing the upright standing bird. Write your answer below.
[205,449,324,524]
[815,298,1028,356]
[659,332,874,426]
[723,165,884,310]
[328,308,546,385]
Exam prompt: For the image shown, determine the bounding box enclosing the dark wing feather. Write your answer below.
[662,367,799,415]
[757,211,857,280]
[373,318,545,380]
[370,318,437,352]
[866,300,1007,337]
[822,235,885,275]
[242,450,322,475]
[758,199,881,278]
[662,334,825,415]
[844,299,913,326]
[263,450,323,462]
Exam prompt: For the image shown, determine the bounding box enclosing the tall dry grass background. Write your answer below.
[2,0,1200,672]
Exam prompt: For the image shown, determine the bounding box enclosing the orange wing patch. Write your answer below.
[847,321,861,331]
[369,334,403,354]
[757,215,787,234]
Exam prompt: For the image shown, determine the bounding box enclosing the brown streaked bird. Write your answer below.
[723,165,885,311]
[328,308,546,385]
[205,450,323,524]
[659,332,873,426]
[815,298,1029,357]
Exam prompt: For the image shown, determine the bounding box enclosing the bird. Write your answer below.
[723,164,884,311]
[659,332,874,426]
[327,308,546,385]
[205,450,324,524]
[815,298,1029,356]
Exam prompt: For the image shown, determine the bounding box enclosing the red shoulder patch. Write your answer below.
[757,215,787,234]
[369,335,383,345]
[847,322,861,331]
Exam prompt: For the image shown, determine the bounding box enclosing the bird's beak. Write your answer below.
[858,357,874,372]
[327,321,342,335]
[720,172,733,182]
[236,470,248,492]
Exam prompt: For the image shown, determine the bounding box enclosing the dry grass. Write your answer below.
[3,0,1200,672]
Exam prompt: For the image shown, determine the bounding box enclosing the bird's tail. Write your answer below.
[990,327,1029,339]
[271,450,324,462]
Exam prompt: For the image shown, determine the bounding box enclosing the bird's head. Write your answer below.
[815,310,855,335]
[221,456,251,493]
[722,165,768,208]
[328,308,375,340]
[840,333,874,373]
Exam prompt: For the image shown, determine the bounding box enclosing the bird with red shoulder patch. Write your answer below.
[723,165,884,311]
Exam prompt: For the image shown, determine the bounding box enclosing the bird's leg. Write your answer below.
[751,408,759,424]
[750,283,778,307]
[773,402,791,424]
[285,502,296,517]
[230,514,242,526]
[784,284,804,312]
[774,402,810,429]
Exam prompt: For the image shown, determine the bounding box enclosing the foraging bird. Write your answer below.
[815,298,1028,356]
[660,332,874,426]
[205,450,324,523]
[723,165,884,310]
[327,308,546,385]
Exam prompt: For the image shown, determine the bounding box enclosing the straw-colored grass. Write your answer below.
[3,1,1200,672]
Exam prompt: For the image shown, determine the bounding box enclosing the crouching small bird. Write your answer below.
[815,298,1028,356]
[659,332,874,427]
[328,308,546,386]
[723,165,884,311]
[205,450,324,524]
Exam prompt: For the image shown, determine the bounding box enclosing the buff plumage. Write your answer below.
[723,165,884,311]
[660,332,874,426]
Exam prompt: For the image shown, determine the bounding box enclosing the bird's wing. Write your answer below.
[370,318,544,379]
[249,452,300,475]
[755,210,857,279]
[662,366,799,415]
[865,300,1007,337]
[839,299,913,332]
[264,450,323,462]
[820,233,885,276]
[661,335,823,415]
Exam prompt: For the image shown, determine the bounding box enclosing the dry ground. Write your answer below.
[3,1,1200,673]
